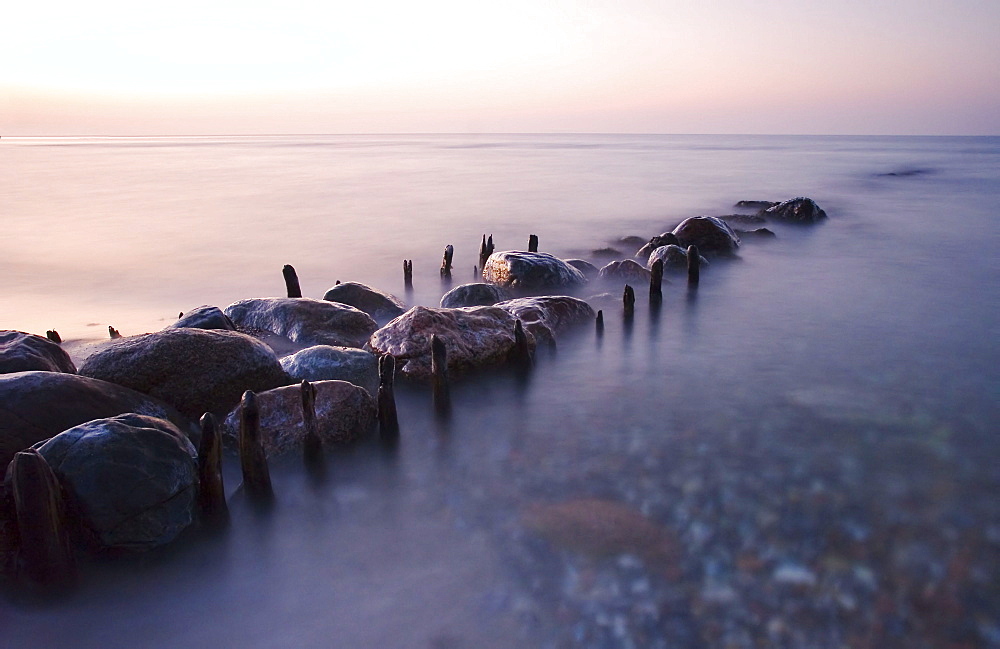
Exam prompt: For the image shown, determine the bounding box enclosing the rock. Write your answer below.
[0,371,195,470]
[590,247,623,259]
[646,244,710,272]
[32,414,198,551]
[564,259,600,280]
[635,233,678,260]
[496,296,595,344]
[79,328,288,420]
[482,251,588,291]
[671,216,740,255]
[322,282,407,324]
[439,283,512,309]
[367,306,533,381]
[169,306,236,331]
[718,213,767,225]
[221,380,376,456]
[279,345,379,395]
[737,227,776,238]
[225,297,378,348]
[734,200,778,210]
[618,236,647,247]
[598,259,652,284]
[761,197,827,223]
[0,331,76,374]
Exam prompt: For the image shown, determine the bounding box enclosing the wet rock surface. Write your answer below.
[221,380,376,456]
[0,331,76,375]
[496,296,596,344]
[0,371,195,469]
[564,259,600,280]
[440,283,512,309]
[78,328,288,420]
[34,414,197,551]
[225,297,378,348]
[671,216,741,255]
[322,282,407,324]
[279,345,379,395]
[483,251,588,291]
[761,197,828,223]
[368,306,532,381]
[168,306,236,331]
[597,259,652,284]
[646,244,709,271]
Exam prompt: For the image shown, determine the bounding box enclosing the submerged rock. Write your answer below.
[0,371,195,469]
[646,244,710,271]
[738,227,776,238]
[635,233,679,260]
[734,200,778,210]
[279,345,379,395]
[440,283,511,309]
[671,216,740,255]
[0,330,76,374]
[34,414,198,551]
[718,213,767,226]
[496,296,596,344]
[225,297,378,348]
[761,197,827,223]
[221,380,376,456]
[367,306,533,381]
[482,251,588,291]
[322,282,406,324]
[564,259,600,280]
[598,259,652,284]
[169,306,236,331]
[79,328,288,420]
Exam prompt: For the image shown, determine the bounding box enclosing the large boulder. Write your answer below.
[34,414,198,551]
[279,345,379,395]
[0,371,195,470]
[671,216,740,256]
[439,283,511,309]
[646,244,710,272]
[225,297,377,348]
[169,306,236,331]
[367,306,533,381]
[496,296,596,344]
[597,259,652,284]
[221,380,376,457]
[322,282,407,325]
[482,251,588,291]
[564,259,599,280]
[79,328,288,420]
[761,197,827,223]
[635,233,678,260]
[0,331,76,374]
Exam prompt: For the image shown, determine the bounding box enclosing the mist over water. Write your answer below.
[2,134,998,648]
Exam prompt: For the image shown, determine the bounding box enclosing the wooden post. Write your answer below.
[440,245,454,279]
[528,234,538,253]
[687,245,700,286]
[108,326,121,339]
[403,259,413,289]
[623,284,636,316]
[649,259,663,302]
[197,413,229,527]
[282,264,302,298]
[511,319,532,370]
[45,330,62,344]
[431,335,451,416]
[480,234,494,270]
[301,380,324,476]
[10,449,76,591]
[596,310,604,336]
[238,390,274,503]
[377,354,399,443]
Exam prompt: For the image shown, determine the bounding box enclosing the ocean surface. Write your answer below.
[2,134,998,648]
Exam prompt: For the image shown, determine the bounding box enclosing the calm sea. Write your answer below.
[2,134,998,648]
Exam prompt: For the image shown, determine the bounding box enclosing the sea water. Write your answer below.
[1,134,998,648]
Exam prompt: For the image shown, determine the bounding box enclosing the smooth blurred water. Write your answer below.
[2,134,998,648]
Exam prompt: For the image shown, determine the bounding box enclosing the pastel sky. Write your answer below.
[3,0,999,135]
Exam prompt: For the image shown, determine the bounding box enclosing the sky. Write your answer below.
[3,0,999,135]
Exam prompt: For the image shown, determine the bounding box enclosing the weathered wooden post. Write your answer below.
[403,259,413,290]
[197,413,229,527]
[440,245,454,279]
[596,310,604,336]
[687,245,700,286]
[528,234,539,253]
[431,334,451,416]
[282,264,302,298]
[479,234,495,270]
[238,390,273,503]
[623,284,636,317]
[45,330,62,344]
[511,319,532,370]
[649,259,663,302]
[377,354,399,443]
[108,326,121,339]
[10,449,76,592]
[300,380,324,477]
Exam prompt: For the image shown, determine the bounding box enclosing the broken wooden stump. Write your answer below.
[440,245,454,279]
[300,380,324,479]
[687,245,700,286]
[377,354,399,444]
[528,234,539,253]
[431,334,451,416]
[197,413,229,528]
[282,264,302,298]
[403,259,413,289]
[238,390,273,504]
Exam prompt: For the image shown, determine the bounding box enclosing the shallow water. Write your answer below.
[2,134,999,648]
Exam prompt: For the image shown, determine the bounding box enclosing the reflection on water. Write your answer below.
[2,135,999,648]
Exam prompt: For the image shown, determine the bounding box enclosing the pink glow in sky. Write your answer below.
[3,0,999,135]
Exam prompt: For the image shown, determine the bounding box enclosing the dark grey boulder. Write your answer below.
[564,259,599,280]
[718,213,767,226]
[279,345,379,395]
[734,200,778,210]
[0,371,195,470]
[482,251,588,291]
[79,328,288,420]
[439,283,512,309]
[646,245,710,272]
[671,216,740,255]
[598,259,652,284]
[0,331,76,375]
[221,380,376,457]
[496,296,596,344]
[761,197,827,223]
[322,282,406,325]
[169,306,236,331]
[619,236,647,247]
[34,414,197,551]
[368,306,534,381]
[225,297,378,348]
[738,227,777,238]
[635,233,679,260]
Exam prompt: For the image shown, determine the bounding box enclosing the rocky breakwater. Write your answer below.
[225,297,378,348]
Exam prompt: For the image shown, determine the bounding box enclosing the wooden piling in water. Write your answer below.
[300,380,324,476]
[528,234,539,252]
[377,354,399,443]
[45,330,61,344]
[197,413,229,527]
[649,259,663,302]
[282,264,302,298]
[596,310,604,336]
[238,390,273,503]
[403,259,413,289]
[687,245,700,286]
[479,234,495,270]
[511,319,532,370]
[623,285,636,316]
[431,335,451,415]
[108,326,121,339]
[440,245,454,279]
